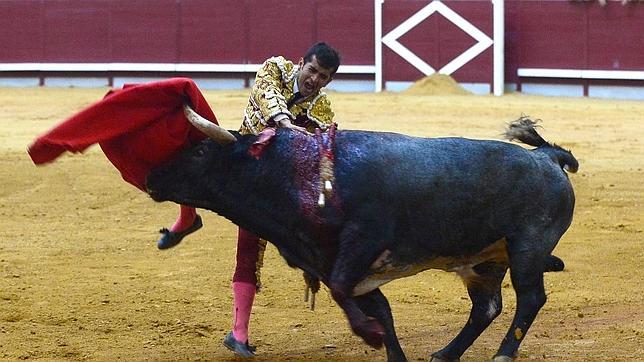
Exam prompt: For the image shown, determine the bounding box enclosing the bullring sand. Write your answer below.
[1,82,642,361]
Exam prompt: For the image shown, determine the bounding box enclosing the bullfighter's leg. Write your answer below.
[430,261,507,362]
[355,289,406,362]
[171,204,197,231]
[494,241,548,360]
[329,219,393,349]
[223,228,265,357]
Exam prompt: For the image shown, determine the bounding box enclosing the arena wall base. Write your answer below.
[460,83,492,95]
[326,79,375,93]
[518,82,644,100]
[46,77,109,88]
[520,84,585,98]
[112,77,247,91]
[588,85,644,101]
[0,77,40,87]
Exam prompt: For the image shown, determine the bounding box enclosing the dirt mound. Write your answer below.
[404,73,470,95]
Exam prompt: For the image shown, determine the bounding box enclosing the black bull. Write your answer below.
[146,111,577,362]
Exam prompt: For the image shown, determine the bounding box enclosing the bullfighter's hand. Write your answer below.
[276,116,312,135]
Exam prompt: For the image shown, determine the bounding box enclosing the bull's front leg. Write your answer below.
[356,289,407,362]
[329,220,391,350]
[329,285,386,349]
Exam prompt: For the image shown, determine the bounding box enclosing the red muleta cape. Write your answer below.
[27,77,217,191]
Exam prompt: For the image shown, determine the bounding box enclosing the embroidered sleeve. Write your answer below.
[250,57,292,121]
[307,93,335,129]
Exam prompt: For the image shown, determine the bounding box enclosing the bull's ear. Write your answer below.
[183,104,237,144]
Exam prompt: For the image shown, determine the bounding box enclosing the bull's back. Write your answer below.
[333,131,574,255]
[334,131,534,205]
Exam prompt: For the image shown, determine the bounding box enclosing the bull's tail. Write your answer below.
[504,116,579,173]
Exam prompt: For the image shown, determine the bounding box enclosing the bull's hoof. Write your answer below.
[354,317,385,349]
[430,351,459,362]
[492,355,513,362]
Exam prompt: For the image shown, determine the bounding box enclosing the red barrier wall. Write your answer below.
[0,0,642,89]
[505,0,644,82]
[0,0,374,66]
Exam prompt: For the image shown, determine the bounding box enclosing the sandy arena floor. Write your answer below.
[0,83,642,361]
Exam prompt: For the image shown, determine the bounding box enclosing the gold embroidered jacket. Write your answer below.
[240,56,334,135]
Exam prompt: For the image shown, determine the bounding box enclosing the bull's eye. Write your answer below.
[194,147,206,157]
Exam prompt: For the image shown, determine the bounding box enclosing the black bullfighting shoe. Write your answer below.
[223,331,256,358]
[156,214,203,250]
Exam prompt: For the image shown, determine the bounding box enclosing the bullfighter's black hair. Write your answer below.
[303,42,341,75]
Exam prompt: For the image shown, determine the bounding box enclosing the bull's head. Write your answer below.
[145,105,239,208]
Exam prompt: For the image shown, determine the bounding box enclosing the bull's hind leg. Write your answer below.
[430,262,507,362]
[494,241,549,360]
[356,288,406,362]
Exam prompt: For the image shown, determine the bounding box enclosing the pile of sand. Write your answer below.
[403,73,471,95]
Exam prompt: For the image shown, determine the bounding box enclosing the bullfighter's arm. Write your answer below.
[250,58,292,123]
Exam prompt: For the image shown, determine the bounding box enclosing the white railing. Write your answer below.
[518,68,644,81]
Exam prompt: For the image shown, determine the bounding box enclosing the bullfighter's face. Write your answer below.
[296,55,334,98]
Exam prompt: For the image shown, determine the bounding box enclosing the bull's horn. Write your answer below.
[183,104,237,144]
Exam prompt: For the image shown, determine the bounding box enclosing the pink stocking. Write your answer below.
[169,205,196,232]
[231,281,256,343]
